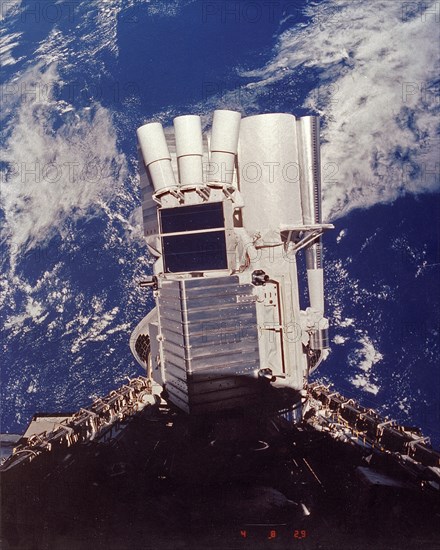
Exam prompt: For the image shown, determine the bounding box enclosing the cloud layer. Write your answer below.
[0,63,127,267]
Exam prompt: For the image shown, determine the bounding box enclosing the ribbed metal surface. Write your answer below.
[305,242,323,270]
[297,116,322,226]
[158,276,261,413]
[309,327,329,350]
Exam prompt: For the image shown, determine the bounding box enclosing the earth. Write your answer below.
[1,0,439,447]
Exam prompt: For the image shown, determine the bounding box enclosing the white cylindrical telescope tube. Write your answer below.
[210,151,236,184]
[174,115,203,185]
[307,268,324,314]
[148,160,177,192]
[210,109,241,152]
[178,155,204,186]
[210,110,241,184]
[137,122,176,193]
[237,113,303,233]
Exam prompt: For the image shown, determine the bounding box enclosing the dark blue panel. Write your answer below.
[160,203,225,234]
[163,231,227,273]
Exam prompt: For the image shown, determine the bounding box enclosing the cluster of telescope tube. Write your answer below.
[137,110,241,192]
[137,110,326,316]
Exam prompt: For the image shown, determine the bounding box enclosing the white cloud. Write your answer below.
[0,30,24,66]
[353,335,383,372]
[0,0,22,22]
[0,63,127,270]
[348,335,383,394]
[3,296,45,329]
[0,0,24,65]
[336,229,347,243]
[350,375,380,395]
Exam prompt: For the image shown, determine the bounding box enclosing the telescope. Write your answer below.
[131,110,333,419]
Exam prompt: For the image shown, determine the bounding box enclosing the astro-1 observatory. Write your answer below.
[131,110,333,417]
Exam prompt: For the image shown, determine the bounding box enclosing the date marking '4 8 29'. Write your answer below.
[240,529,308,540]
